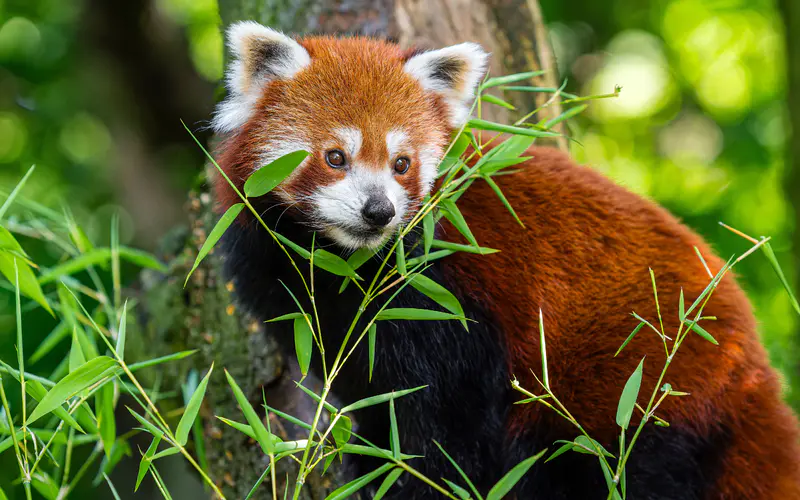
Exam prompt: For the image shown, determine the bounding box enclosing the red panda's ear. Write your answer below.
[212,22,310,133]
[403,43,489,127]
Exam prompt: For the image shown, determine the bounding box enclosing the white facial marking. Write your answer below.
[334,127,363,158]
[418,144,440,193]
[386,129,409,159]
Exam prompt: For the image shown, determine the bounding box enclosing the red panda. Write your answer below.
[209,21,800,499]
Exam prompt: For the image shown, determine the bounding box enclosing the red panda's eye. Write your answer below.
[326,150,346,168]
[394,157,411,174]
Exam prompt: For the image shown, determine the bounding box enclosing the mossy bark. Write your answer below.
[134,1,560,498]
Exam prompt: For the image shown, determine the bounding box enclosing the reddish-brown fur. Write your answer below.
[212,34,800,498]
[441,144,800,499]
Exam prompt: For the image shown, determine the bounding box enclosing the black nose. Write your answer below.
[361,195,395,227]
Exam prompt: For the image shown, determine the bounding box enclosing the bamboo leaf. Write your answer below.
[176,364,213,446]
[39,247,165,285]
[325,463,394,500]
[614,322,645,357]
[151,447,181,460]
[443,479,472,499]
[331,415,352,448]
[480,94,516,110]
[409,274,467,330]
[0,251,52,314]
[439,198,478,248]
[762,242,800,315]
[467,118,561,138]
[395,237,406,275]
[486,449,547,500]
[539,309,549,390]
[389,397,400,459]
[543,104,588,128]
[545,442,573,463]
[480,70,546,89]
[69,327,87,373]
[313,249,361,279]
[0,360,84,433]
[266,312,305,323]
[127,407,166,437]
[500,86,578,100]
[273,230,311,259]
[482,175,524,227]
[135,432,163,491]
[423,210,434,256]
[225,370,279,454]
[244,150,309,198]
[430,239,499,255]
[185,203,244,286]
[116,301,128,361]
[373,468,403,500]
[479,157,531,175]
[690,322,719,345]
[375,308,465,322]
[128,350,196,372]
[97,382,116,457]
[294,316,313,376]
[27,356,119,425]
[616,358,644,430]
[340,385,427,413]
[433,440,483,500]
[0,165,35,221]
[339,247,376,293]
[368,323,377,382]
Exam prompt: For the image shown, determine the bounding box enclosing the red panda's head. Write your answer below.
[212,22,488,249]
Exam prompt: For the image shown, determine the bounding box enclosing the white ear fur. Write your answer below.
[403,43,489,127]
[212,22,310,133]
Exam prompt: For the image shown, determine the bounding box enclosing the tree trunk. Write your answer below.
[135,1,562,498]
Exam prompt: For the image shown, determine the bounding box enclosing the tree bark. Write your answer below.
[135,1,562,498]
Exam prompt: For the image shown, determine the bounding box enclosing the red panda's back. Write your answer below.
[440,145,800,499]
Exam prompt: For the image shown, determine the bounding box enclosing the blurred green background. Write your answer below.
[0,0,797,497]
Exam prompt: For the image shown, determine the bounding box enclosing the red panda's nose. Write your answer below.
[362,195,396,227]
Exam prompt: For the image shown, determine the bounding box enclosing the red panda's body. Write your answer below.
[210,25,800,499]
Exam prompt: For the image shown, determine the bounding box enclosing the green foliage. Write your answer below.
[0,0,797,494]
